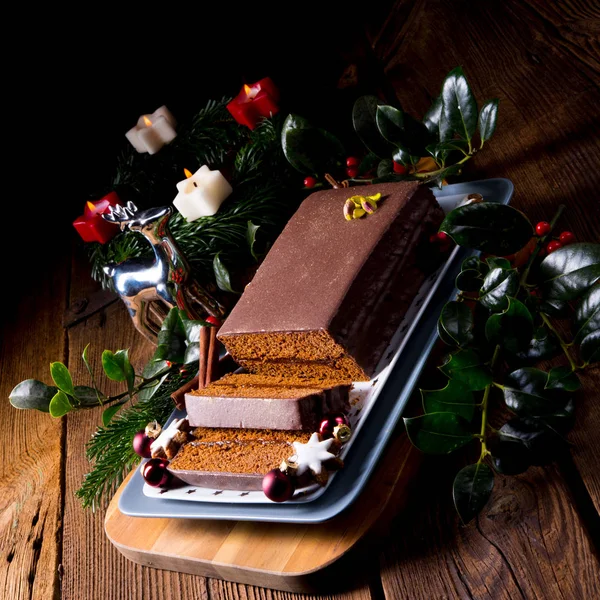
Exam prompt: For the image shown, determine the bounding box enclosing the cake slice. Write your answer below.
[184,373,351,430]
[167,427,311,490]
[217,181,445,381]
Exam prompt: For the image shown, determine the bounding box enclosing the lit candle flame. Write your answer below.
[244,84,252,95]
[143,115,153,127]
[184,168,193,179]
[243,84,258,100]
[87,201,96,211]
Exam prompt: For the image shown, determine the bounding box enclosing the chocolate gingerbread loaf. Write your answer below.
[218,181,445,381]
[185,373,351,430]
[168,427,311,490]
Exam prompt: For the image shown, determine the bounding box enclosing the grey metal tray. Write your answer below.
[118,178,514,523]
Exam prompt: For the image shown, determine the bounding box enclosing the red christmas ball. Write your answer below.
[346,156,359,168]
[303,176,317,188]
[142,458,171,487]
[346,167,359,179]
[558,231,575,245]
[319,413,350,439]
[206,315,222,327]
[546,240,562,254]
[535,221,551,236]
[133,431,152,458]
[262,468,295,502]
[393,161,407,174]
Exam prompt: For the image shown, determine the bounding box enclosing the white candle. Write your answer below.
[125,105,177,154]
[172,165,233,221]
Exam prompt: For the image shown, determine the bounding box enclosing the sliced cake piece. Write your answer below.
[167,427,311,490]
[217,181,445,381]
[184,373,351,430]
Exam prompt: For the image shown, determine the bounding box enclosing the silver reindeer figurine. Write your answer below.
[102,201,226,344]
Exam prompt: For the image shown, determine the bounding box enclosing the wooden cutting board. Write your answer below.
[104,428,422,593]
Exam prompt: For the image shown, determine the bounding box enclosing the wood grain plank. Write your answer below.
[0,238,70,600]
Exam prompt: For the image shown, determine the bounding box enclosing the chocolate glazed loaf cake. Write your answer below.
[185,373,351,431]
[217,181,445,381]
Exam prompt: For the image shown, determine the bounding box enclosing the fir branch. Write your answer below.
[75,371,193,510]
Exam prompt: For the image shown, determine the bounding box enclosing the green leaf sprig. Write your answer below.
[404,201,599,524]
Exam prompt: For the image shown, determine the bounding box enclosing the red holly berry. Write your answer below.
[303,176,316,188]
[535,221,551,236]
[262,468,295,502]
[437,231,450,242]
[142,458,171,487]
[558,231,575,245]
[133,431,152,458]
[346,156,359,168]
[393,161,407,174]
[206,316,222,327]
[546,240,562,254]
[346,167,358,178]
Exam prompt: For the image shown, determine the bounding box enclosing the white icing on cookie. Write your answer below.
[290,432,335,476]
[150,418,187,455]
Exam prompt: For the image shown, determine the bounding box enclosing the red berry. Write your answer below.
[262,468,295,502]
[346,156,359,168]
[547,240,562,254]
[535,221,551,236]
[558,231,575,245]
[346,167,358,178]
[142,458,171,487]
[393,161,407,174]
[303,176,316,188]
[133,431,152,458]
[206,315,222,327]
[437,231,450,242]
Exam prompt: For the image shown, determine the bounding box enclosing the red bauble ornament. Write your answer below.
[319,412,350,439]
[535,221,551,236]
[262,468,295,502]
[393,161,407,174]
[346,167,358,179]
[547,240,562,254]
[133,431,152,458]
[206,316,222,327]
[303,176,316,188]
[558,231,575,245]
[142,458,171,487]
[346,156,359,168]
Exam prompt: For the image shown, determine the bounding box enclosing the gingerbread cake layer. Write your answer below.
[168,427,311,490]
[218,181,445,381]
[184,373,351,430]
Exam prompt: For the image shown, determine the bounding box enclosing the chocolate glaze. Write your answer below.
[218,181,444,377]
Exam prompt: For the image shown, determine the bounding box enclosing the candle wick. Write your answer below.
[193,182,198,187]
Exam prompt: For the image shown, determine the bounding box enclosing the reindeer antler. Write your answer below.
[102,201,138,223]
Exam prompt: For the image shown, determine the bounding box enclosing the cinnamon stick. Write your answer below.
[205,325,219,385]
[197,325,211,389]
[170,375,200,410]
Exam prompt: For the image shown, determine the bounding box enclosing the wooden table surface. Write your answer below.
[2,1,599,598]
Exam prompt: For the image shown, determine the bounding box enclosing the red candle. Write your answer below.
[226,77,280,130]
[73,191,122,244]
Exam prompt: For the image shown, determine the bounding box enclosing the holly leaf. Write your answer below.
[423,94,443,137]
[50,362,75,397]
[440,66,478,143]
[246,221,261,261]
[154,308,186,364]
[514,326,560,363]
[456,268,484,292]
[478,98,499,145]
[581,330,600,364]
[479,267,519,311]
[73,386,106,407]
[9,379,57,412]
[540,243,600,301]
[439,203,533,255]
[540,298,569,318]
[404,412,474,454]
[281,113,346,174]
[101,349,134,393]
[421,379,475,421]
[213,252,238,294]
[437,301,474,347]
[503,368,570,417]
[49,390,73,418]
[453,463,494,524]
[352,96,396,158]
[485,257,512,270]
[546,366,581,392]
[438,349,492,391]
[485,297,533,354]
[573,286,599,344]
[376,105,405,146]
[489,436,531,475]
[102,401,126,426]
